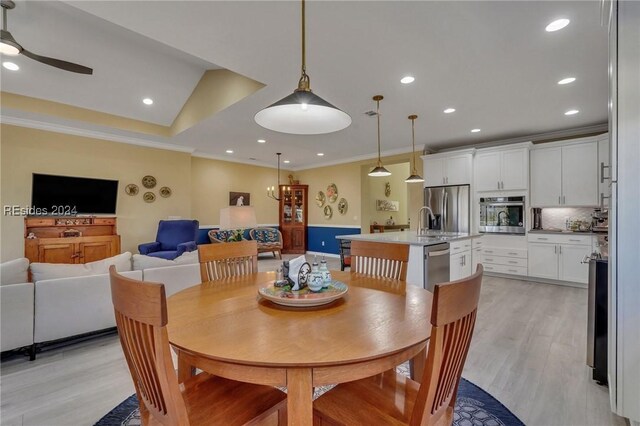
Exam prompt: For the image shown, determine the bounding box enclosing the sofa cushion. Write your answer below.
[30,252,132,282]
[208,229,247,243]
[252,228,280,244]
[132,250,199,270]
[0,258,30,285]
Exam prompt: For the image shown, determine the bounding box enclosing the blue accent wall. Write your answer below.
[307,226,361,255]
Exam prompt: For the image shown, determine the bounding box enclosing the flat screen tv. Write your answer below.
[31,174,119,215]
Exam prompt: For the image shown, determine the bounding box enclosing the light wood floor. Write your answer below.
[0,257,627,426]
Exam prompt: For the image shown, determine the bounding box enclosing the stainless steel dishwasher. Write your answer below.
[424,243,450,291]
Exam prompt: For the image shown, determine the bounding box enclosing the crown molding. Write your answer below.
[191,151,283,170]
[1,115,195,153]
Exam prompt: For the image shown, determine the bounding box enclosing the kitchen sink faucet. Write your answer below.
[417,206,436,235]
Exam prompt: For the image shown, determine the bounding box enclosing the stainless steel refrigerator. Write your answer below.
[423,185,470,233]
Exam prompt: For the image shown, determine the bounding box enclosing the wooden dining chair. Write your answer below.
[350,240,410,281]
[313,265,484,426]
[338,239,351,271]
[109,266,286,426]
[198,240,258,282]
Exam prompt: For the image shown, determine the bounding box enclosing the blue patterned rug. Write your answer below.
[96,364,524,426]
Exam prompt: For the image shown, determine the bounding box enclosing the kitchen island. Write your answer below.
[337,231,482,290]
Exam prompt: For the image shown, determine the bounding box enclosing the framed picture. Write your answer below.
[230,192,250,206]
[376,199,399,211]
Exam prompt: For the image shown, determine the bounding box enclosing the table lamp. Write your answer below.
[219,206,257,230]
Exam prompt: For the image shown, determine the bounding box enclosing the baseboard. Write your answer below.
[484,271,587,288]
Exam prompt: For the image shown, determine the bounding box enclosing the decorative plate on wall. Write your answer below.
[326,183,338,203]
[143,192,156,203]
[125,184,139,196]
[315,191,326,207]
[324,205,333,220]
[338,198,348,215]
[159,187,172,198]
[142,175,157,189]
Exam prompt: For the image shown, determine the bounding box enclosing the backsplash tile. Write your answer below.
[540,207,594,230]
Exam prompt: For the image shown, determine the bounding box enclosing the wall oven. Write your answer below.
[479,196,526,234]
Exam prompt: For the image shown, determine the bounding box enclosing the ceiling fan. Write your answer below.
[0,0,92,74]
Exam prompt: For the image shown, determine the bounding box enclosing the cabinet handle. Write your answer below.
[485,258,494,262]
[508,252,518,255]
[498,181,500,190]
[569,239,582,242]
[559,246,562,254]
[600,193,610,208]
[508,269,518,273]
[563,195,566,204]
[508,261,518,264]
[537,237,549,241]
[485,250,494,253]
[601,162,610,183]
[554,245,557,254]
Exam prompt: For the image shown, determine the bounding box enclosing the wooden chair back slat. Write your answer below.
[350,240,409,281]
[410,265,483,426]
[198,240,258,282]
[109,266,190,426]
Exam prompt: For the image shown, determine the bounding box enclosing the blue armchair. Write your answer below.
[138,220,199,260]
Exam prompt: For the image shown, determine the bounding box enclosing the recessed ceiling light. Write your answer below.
[142,98,154,105]
[257,139,266,143]
[400,76,415,84]
[471,128,481,133]
[225,149,234,154]
[283,160,291,164]
[558,77,576,85]
[564,109,579,115]
[545,18,570,32]
[443,108,456,114]
[2,61,19,71]
[317,153,324,156]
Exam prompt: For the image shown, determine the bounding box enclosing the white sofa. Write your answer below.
[0,252,203,360]
[1,258,34,355]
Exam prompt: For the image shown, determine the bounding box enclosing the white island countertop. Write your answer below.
[336,230,482,246]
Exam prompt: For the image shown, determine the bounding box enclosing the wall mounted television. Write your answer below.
[31,174,119,215]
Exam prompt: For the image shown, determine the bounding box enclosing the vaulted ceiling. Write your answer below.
[1,1,608,169]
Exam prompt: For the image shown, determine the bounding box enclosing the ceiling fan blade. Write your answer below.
[21,48,93,75]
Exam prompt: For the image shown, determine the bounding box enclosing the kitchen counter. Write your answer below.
[336,230,482,246]
[528,229,607,236]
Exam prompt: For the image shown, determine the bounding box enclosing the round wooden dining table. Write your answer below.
[167,271,433,426]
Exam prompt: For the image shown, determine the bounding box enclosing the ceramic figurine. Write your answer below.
[320,256,332,288]
[308,257,324,292]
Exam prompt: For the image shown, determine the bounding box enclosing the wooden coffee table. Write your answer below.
[167,271,432,426]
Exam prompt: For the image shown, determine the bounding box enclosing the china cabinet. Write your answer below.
[279,184,308,254]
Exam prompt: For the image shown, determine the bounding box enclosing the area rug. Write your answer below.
[95,364,525,426]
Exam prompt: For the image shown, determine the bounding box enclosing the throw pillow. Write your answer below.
[0,258,30,285]
[30,252,132,282]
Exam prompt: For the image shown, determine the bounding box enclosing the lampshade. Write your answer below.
[254,0,351,135]
[254,91,351,135]
[219,206,257,230]
[368,165,392,177]
[405,174,424,183]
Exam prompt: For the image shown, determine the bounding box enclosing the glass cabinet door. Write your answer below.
[294,189,304,223]
[282,188,292,223]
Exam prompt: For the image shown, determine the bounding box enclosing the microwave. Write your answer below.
[479,196,526,234]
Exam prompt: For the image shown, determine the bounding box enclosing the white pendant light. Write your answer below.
[368,95,391,177]
[254,0,351,135]
[405,115,424,183]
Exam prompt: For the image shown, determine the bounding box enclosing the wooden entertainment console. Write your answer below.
[24,217,121,264]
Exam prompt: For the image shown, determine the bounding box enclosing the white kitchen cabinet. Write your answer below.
[450,240,472,281]
[450,252,471,281]
[422,151,473,187]
[530,147,562,206]
[562,143,599,206]
[527,234,593,284]
[423,157,445,187]
[528,242,559,280]
[558,244,591,283]
[530,139,599,207]
[475,147,528,191]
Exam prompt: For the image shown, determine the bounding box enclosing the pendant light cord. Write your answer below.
[376,98,382,166]
[297,0,311,92]
[411,117,417,173]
